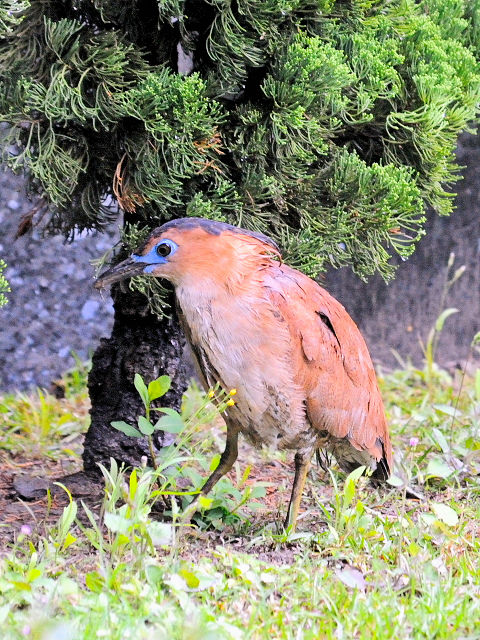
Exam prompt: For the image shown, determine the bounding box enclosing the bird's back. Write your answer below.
[263,262,392,479]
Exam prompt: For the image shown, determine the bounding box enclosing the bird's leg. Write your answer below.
[201,428,239,494]
[284,451,312,532]
[179,426,239,527]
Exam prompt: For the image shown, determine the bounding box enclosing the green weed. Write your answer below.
[0,387,88,459]
[110,373,268,531]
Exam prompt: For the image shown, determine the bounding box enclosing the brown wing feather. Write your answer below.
[264,263,392,478]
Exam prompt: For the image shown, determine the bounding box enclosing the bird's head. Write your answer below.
[95,217,282,290]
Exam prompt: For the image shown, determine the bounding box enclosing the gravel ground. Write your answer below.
[0,168,116,390]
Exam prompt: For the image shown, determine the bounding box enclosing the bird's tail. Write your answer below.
[369,439,391,482]
[315,448,332,472]
[315,439,391,482]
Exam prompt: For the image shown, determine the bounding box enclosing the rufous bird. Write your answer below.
[96,217,392,530]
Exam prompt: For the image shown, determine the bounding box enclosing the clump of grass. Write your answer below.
[2,458,480,639]
[381,329,480,491]
[0,355,90,461]
[0,388,89,461]
[421,252,466,391]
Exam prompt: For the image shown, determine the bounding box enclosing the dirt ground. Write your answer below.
[0,455,91,546]
[0,438,340,560]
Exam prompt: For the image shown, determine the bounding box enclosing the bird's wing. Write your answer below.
[263,263,392,476]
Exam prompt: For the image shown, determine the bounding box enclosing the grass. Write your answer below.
[0,347,480,639]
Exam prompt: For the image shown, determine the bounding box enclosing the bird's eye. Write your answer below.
[156,242,172,258]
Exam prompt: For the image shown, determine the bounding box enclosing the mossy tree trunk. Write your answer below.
[83,285,191,475]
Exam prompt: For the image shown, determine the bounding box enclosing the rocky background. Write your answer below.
[0,133,479,391]
[0,174,116,390]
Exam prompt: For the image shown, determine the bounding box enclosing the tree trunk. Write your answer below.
[83,283,192,475]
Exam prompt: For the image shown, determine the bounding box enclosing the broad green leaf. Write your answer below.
[129,468,138,500]
[210,518,225,530]
[85,571,104,593]
[465,437,480,451]
[134,373,149,408]
[155,412,184,434]
[425,457,453,479]
[386,474,404,487]
[58,498,77,535]
[434,308,458,332]
[346,466,366,483]
[199,495,213,510]
[153,407,181,416]
[209,453,221,472]
[62,532,77,550]
[179,569,200,589]
[431,426,451,452]
[433,405,462,420]
[26,568,41,583]
[145,565,164,584]
[431,502,458,526]
[148,375,171,401]
[111,421,142,438]
[343,466,365,508]
[251,486,267,498]
[138,415,155,435]
[104,512,131,534]
[146,521,172,546]
[11,581,31,592]
[343,479,355,509]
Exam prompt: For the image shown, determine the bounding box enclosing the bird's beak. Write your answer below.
[94,257,146,289]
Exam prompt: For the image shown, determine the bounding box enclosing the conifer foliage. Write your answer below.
[1,0,479,281]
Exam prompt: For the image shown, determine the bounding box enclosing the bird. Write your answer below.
[96,217,392,531]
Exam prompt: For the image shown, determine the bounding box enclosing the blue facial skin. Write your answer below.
[131,239,178,274]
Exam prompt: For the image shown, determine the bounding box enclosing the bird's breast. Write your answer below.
[175,284,315,450]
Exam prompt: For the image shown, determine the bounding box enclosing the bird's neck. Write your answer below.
[177,252,272,298]
[174,256,271,334]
